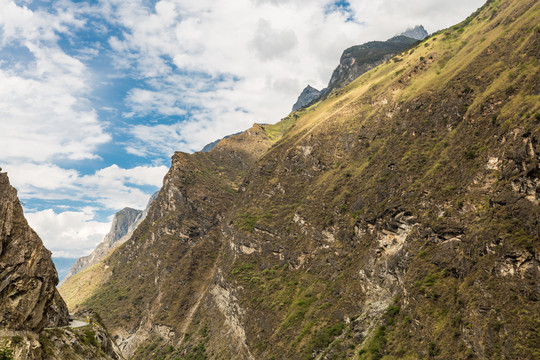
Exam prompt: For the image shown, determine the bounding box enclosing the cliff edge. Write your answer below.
[0,170,69,332]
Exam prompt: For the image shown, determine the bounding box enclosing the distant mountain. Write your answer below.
[200,132,242,152]
[292,85,323,112]
[401,25,429,40]
[323,34,419,97]
[62,192,158,283]
[291,28,425,112]
[201,138,224,152]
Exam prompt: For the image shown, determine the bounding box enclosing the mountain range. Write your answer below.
[1,1,539,359]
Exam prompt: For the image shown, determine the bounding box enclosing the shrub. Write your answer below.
[83,329,98,347]
[428,342,440,357]
[0,347,13,360]
[237,213,259,231]
[308,323,346,353]
[505,85,515,95]
[464,150,476,160]
[183,342,207,360]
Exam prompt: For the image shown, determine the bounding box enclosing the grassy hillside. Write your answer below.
[199,0,539,358]
[60,0,539,359]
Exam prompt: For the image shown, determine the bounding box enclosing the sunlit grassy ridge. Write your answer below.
[216,0,539,358]
[57,0,539,358]
[59,262,111,311]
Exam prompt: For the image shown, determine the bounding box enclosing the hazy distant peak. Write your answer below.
[400,25,428,40]
[292,85,322,112]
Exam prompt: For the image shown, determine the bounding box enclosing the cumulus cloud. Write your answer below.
[0,1,111,163]
[126,88,188,116]
[0,73,109,162]
[4,162,168,210]
[79,164,167,209]
[25,208,111,258]
[4,163,79,194]
[250,19,298,60]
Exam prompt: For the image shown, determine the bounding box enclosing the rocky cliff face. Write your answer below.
[62,0,540,359]
[63,194,158,283]
[292,28,424,112]
[0,170,69,332]
[323,34,419,97]
[65,123,280,358]
[291,85,323,112]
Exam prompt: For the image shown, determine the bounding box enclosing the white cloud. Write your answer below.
[250,19,298,60]
[0,1,110,163]
[4,162,168,210]
[4,163,79,193]
[98,0,485,154]
[26,208,111,258]
[90,164,166,187]
[126,88,187,116]
[78,164,167,209]
[0,1,84,44]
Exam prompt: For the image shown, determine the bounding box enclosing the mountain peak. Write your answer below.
[400,25,428,40]
[292,85,322,112]
[60,195,158,283]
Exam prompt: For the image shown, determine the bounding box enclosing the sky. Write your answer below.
[0,0,486,260]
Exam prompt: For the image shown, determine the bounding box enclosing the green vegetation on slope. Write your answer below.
[57,0,540,359]
[218,0,539,358]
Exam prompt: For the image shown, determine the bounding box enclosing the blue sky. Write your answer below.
[0,0,485,260]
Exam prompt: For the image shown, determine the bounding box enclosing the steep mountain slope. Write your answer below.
[61,123,288,357]
[65,0,539,359]
[62,193,158,283]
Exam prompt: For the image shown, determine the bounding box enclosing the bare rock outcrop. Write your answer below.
[291,85,323,112]
[323,34,420,97]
